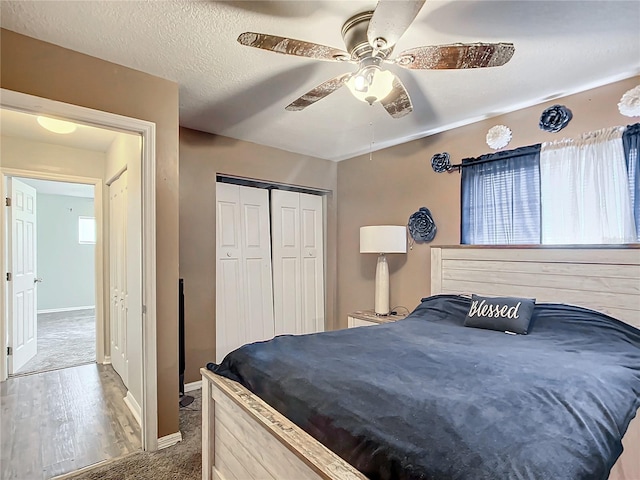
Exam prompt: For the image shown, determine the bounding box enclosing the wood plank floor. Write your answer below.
[1,363,141,479]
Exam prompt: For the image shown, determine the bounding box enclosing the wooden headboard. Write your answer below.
[430,246,640,480]
[430,246,640,329]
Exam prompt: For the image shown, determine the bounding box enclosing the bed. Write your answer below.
[201,246,640,480]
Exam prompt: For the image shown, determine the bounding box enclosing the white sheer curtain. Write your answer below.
[540,126,636,244]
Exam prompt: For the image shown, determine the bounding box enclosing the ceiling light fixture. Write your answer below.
[346,57,395,106]
[36,116,77,134]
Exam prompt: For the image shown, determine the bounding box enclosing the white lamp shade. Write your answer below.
[360,226,407,254]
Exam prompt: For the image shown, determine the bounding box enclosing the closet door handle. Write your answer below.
[34,277,43,284]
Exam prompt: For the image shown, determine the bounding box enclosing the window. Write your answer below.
[461,124,639,245]
[461,145,541,245]
[78,216,96,244]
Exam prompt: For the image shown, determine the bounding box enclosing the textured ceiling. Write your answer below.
[1,1,639,161]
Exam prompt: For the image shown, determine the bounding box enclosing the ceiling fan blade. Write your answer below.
[381,74,413,119]
[285,73,352,111]
[237,32,351,62]
[394,43,515,70]
[367,1,425,50]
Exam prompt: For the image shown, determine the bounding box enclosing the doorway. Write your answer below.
[7,177,97,376]
[0,88,159,452]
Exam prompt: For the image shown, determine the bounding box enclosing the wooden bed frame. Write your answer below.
[201,246,640,480]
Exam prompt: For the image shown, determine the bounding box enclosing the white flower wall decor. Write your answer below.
[486,125,512,150]
[618,85,640,117]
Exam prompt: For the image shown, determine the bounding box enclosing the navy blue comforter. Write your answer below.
[208,295,640,480]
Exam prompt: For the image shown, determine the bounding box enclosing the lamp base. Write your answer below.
[374,253,390,316]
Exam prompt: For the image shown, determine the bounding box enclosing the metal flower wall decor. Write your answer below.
[431,152,451,173]
[618,85,640,117]
[408,207,437,245]
[539,104,572,132]
[486,125,512,150]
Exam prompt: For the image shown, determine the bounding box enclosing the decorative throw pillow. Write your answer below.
[464,294,535,334]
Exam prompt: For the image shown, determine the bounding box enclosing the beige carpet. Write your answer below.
[17,309,96,375]
[60,391,201,480]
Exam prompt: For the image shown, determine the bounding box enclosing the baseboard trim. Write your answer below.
[123,391,142,427]
[184,380,201,393]
[37,305,95,314]
[157,431,182,450]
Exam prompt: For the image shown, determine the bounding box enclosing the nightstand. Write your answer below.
[347,310,407,328]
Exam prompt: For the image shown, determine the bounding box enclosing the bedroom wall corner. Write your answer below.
[178,127,338,384]
[336,75,640,326]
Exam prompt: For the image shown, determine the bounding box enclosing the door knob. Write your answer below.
[34,277,43,284]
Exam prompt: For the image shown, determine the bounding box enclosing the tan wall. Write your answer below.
[179,127,338,383]
[1,29,180,437]
[337,75,640,326]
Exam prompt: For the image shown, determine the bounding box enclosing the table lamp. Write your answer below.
[360,225,407,315]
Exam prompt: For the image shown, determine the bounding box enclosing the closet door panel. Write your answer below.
[217,257,245,363]
[239,187,275,344]
[271,190,302,336]
[280,257,301,334]
[300,193,325,334]
[216,183,245,363]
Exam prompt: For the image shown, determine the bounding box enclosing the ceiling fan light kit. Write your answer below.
[346,58,395,105]
[236,0,515,119]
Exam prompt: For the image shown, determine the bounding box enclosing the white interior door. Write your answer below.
[272,190,325,335]
[8,178,38,373]
[110,170,128,386]
[215,183,274,363]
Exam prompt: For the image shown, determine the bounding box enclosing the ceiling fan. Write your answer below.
[237,0,515,119]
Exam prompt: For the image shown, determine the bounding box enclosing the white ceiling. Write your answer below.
[1,1,638,161]
[18,177,94,199]
[1,108,119,152]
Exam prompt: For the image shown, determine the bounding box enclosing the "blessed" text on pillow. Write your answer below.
[468,299,521,319]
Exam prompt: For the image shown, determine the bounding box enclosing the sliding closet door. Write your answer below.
[271,190,301,335]
[300,193,325,333]
[272,190,324,335]
[215,183,274,363]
